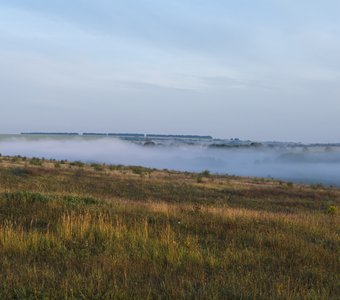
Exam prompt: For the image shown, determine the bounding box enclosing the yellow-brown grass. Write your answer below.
[0,156,339,299]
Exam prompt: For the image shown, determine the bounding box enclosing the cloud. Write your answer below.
[1,1,340,141]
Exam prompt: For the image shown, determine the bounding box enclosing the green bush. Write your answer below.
[287,182,294,188]
[91,163,104,171]
[132,167,144,175]
[201,170,210,177]
[326,205,337,215]
[30,157,42,166]
[70,161,84,168]
[7,168,33,177]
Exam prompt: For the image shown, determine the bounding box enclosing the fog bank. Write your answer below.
[1,137,340,186]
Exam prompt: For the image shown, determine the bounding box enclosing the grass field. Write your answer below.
[0,155,339,299]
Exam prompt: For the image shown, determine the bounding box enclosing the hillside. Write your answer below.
[0,155,339,299]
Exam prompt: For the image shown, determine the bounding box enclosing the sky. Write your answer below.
[0,0,340,142]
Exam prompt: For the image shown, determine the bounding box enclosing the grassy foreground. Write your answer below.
[0,156,339,299]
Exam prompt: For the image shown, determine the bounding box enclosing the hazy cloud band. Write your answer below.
[1,137,340,186]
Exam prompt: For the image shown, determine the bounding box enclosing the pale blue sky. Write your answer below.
[1,0,340,142]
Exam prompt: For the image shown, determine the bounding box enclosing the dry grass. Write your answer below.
[0,156,339,299]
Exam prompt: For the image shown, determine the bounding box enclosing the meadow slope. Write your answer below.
[0,156,339,299]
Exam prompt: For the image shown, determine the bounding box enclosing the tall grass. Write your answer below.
[0,156,339,299]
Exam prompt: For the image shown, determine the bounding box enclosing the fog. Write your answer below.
[1,137,340,186]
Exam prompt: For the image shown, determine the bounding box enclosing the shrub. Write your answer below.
[132,167,144,175]
[326,206,337,215]
[91,163,104,171]
[71,161,84,168]
[201,170,210,177]
[8,168,34,177]
[30,157,42,166]
[11,156,19,163]
[311,183,323,189]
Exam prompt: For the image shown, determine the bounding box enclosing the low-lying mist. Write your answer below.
[1,137,340,186]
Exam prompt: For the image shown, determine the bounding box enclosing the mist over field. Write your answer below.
[1,137,340,186]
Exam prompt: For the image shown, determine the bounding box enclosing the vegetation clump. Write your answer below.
[201,170,210,177]
[3,191,49,203]
[29,157,43,166]
[196,176,203,183]
[91,163,104,171]
[7,168,33,177]
[62,195,99,206]
[70,161,84,168]
[326,205,338,215]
